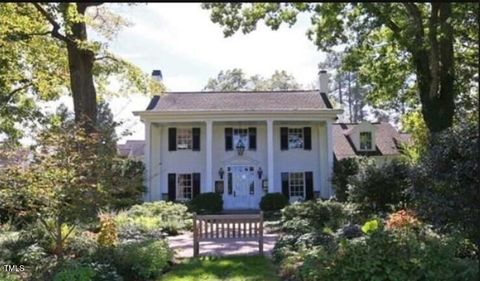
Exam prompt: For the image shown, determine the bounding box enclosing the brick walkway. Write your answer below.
[167,229,279,258]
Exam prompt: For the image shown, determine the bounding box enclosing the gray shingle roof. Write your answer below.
[333,122,410,160]
[146,90,332,112]
[117,140,145,159]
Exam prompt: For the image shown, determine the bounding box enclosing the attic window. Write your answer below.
[360,131,373,150]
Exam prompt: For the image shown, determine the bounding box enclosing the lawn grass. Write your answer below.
[160,255,280,281]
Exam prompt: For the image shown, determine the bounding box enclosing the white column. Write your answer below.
[326,120,334,198]
[267,119,274,193]
[205,120,213,192]
[144,121,152,201]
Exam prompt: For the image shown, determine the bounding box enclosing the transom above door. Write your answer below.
[223,165,261,209]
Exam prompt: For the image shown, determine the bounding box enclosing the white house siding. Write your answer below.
[273,123,326,197]
[147,120,331,205]
[155,123,206,200]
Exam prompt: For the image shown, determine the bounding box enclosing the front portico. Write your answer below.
[134,90,342,210]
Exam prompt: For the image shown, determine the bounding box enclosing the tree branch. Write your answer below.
[94,54,120,62]
[0,82,33,111]
[38,216,57,241]
[32,3,71,43]
[364,3,402,35]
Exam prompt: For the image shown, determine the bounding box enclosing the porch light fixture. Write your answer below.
[218,167,224,179]
[257,167,263,179]
[236,139,245,156]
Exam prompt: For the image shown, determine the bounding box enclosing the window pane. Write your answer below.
[177,128,192,150]
[233,128,249,149]
[177,174,192,200]
[360,132,372,150]
[289,172,304,197]
[288,128,304,149]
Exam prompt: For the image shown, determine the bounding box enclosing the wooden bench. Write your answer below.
[192,212,264,257]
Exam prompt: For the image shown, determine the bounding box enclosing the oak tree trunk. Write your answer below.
[66,3,98,133]
[408,3,455,133]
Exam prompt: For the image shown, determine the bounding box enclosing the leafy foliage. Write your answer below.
[202,3,479,132]
[53,262,95,281]
[259,193,288,212]
[113,239,172,281]
[348,159,411,215]
[411,121,480,254]
[115,201,192,237]
[332,158,359,202]
[0,3,163,141]
[188,192,223,214]
[97,212,117,248]
[298,228,478,281]
[204,68,301,91]
[281,200,348,236]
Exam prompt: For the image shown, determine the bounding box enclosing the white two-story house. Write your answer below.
[134,71,344,210]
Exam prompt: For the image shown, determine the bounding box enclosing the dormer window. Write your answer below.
[360,131,373,150]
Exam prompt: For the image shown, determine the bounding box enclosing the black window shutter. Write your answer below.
[248,127,256,150]
[280,127,289,150]
[168,173,176,201]
[304,127,312,150]
[192,173,201,198]
[192,128,201,151]
[225,128,233,151]
[168,128,177,151]
[281,173,290,199]
[305,171,314,200]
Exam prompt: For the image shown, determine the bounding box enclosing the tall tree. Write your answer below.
[204,68,301,91]
[204,68,249,91]
[202,3,479,133]
[0,3,162,140]
[319,53,366,123]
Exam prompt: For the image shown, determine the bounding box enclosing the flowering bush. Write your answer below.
[386,209,420,230]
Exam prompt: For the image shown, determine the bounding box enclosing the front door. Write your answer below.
[223,165,257,209]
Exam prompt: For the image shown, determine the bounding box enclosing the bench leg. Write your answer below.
[259,238,263,255]
[194,241,199,257]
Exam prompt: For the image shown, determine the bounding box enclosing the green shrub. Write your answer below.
[0,272,21,281]
[115,201,192,237]
[188,192,223,214]
[114,239,172,281]
[260,193,288,211]
[332,158,359,202]
[281,200,348,234]
[107,159,146,210]
[53,261,95,281]
[297,228,478,281]
[348,159,411,215]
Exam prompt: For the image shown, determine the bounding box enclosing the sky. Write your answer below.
[35,3,329,145]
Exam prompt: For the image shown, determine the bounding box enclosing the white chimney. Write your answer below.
[151,70,163,82]
[319,70,329,94]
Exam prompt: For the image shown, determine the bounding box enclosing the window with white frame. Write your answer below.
[359,131,373,150]
[288,128,304,149]
[289,172,305,197]
[233,128,249,149]
[177,174,192,200]
[177,128,192,150]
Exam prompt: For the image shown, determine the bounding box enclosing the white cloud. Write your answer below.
[109,3,325,88]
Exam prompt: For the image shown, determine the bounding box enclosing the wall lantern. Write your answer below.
[218,167,224,179]
[257,167,263,179]
[236,139,245,156]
